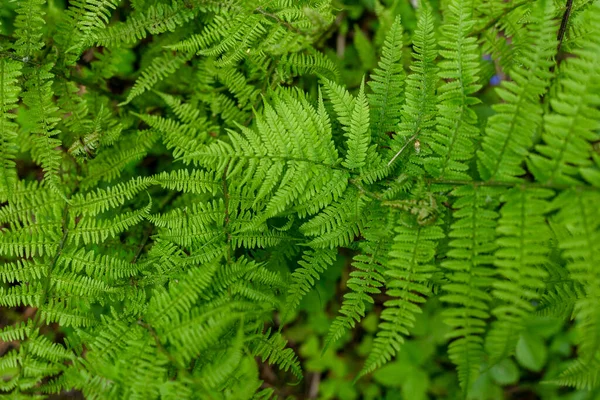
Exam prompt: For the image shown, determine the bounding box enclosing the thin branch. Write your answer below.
[557,0,574,53]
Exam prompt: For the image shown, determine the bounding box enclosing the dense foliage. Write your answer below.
[1,0,600,398]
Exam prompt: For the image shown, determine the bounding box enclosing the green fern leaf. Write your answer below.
[477,0,557,182]
[343,80,371,170]
[425,0,481,180]
[388,6,438,167]
[360,221,443,377]
[441,184,499,391]
[285,248,337,314]
[528,6,600,185]
[12,0,47,57]
[368,15,405,144]
[485,188,552,364]
[0,59,22,201]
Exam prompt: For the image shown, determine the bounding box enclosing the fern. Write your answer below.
[553,190,600,364]
[367,15,405,144]
[485,188,552,363]
[21,64,63,194]
[388,6,438,167]
[1,0,600,397]
[0,59,22,200]
[360,220,444,377]
[441,184,498,391]
[425,0,481,180]
[324,205,394,350]
[528,7,600,185]
[12,0,46,58]
[477,0,557,182]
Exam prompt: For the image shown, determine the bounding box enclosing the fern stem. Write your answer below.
[557,0,574,53]
[387,132,419,167]
[254,7,304,35]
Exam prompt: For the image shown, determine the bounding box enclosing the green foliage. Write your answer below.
[1,0,600,398]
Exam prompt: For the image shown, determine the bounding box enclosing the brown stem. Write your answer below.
[557,0,574,53]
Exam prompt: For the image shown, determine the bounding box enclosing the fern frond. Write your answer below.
[28,331,73,363]
[69,199,151,246]
[441,184,499,391]
[146,261,218,325]
[81,131,158,189]
[553,190,600,365]
[551,355,600,390]
[12,0,46,58]
[54,80,93,142]
[151,169,220,195]
[425,0,481,180]
[40,299,98,327]
[343,80,371,170]
[278,49,339,81]
[133,112,205,160]
[325,205,394,350]
[186,90,347,225]
[0,282,44,307]
[22,64,63,193]
[301,187,368,249]
[537,281,584,319]
[0,259,47,283]
[0,221,62,258]
[70,176,152,216]
[477,0,557,182]
[94,1,195,47]
[124,52,190,104]
[0,321,29,342]
[360,221,443,377]
[58,248,140,280]
[485,188,552,364]
[478,1,529,75]
[51,270,116,298]
[285,248,337,314]
[0,58,22,201]
[198,324,245,391]
[388,6,438,167]
[163,304,248,365]
[368,15,404,144]
[321,78,355,128]
[528,8,600,185]
[250,329,302,380]
[66,0,121,56]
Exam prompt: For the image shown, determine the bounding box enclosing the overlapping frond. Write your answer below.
[424,0,481,180]
[360,220,443,377]
[528,6,600,185]
[367,15,405,144]
[553,191,600,366]
[285,248,337,313]
[324,205,395,349]
[185,90,348,225]
[485,188,552,363]
[388,7,438,167]
[12,0,47,58]
[441,184,499,391]
[22,64,63,194]
[0,59,22,201]
[1,0,600,397]
[94,1,195,47]
[477,0,557,181]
